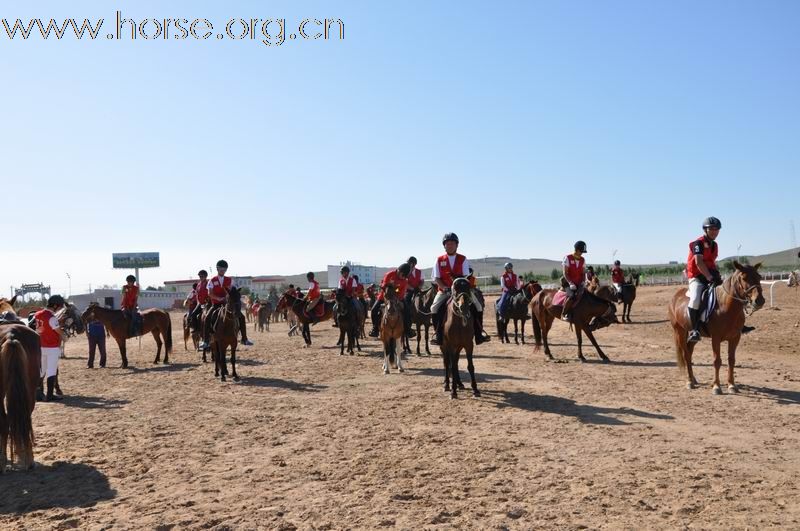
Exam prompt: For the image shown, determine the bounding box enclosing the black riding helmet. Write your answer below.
[126,275,136,282]
[340,265,350,274]
[614,260,621,266]
[216,260,228,269]
[306,272,315,280]
[198,269,208,277]
[703,216,722,230]
[442,232,459,245]
[398,263,411,277]
[47,294,65,308]
[574,240,587,253]
[407,256,417,266]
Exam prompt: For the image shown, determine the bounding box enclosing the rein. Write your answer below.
[718,275,760,316]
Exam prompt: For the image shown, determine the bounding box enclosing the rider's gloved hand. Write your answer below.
[569,283,577,291]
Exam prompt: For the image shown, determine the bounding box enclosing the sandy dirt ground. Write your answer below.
[2,284,800,530]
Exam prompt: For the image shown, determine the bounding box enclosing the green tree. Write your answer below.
[550,268,560,280]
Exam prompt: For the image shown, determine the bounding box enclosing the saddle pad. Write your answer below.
[552,290,568,307]
[685,286,716,323]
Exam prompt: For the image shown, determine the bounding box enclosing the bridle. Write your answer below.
[719,273,761,315]
[451,290,471,326]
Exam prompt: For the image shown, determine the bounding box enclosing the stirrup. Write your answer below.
[687,330,701,343]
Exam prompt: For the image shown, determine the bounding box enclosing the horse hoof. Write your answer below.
[450,393,457,400]
[601,357,611,364]
[712,386,721,395]
[728,384,738,393]
[578,357,587,363]
[398,368,404,373]
[686,382,695,390]
[383,369,389,375]
[457,383,466,390]
[233,376,240,382]
[472,390,481,397]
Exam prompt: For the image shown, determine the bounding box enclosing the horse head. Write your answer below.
[730,261,765,312]
[335,288,349,315]
[451,278,472,326]
[59,303,85,336]
[226,286,242,314]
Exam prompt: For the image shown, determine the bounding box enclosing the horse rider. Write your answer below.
[468,267,478,289]
[430,232,490,346]
[611,260,625,302]
[121,274,139,337]
[585,266,596,283]
[404,256,424,337]
[35,295,66,401]
[333,266,358,327]
[497,262,521,315]
[304,272,322,323]
[198,259,253,350]
[188,270,209,333]
[184,282,198,313]
[686,217,723,343]
[561,241,587,322]
[369,263,411,337]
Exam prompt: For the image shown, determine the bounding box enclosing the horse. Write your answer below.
[276,292,335,347]
[668,261,765,394]
[183,312,200,352]
[210,286,242,382]
[530,284,619,362]
[441,278,479,399]
[0,323,40,471]
[80,304,173,367]
[335,290,362,356]
[256,302,273,332]
[495,281,541,345]
[789,270,799,289]
[409,286,436,355]
[586,275,600,293]
[243,296,253,323]
[379,284,404,374]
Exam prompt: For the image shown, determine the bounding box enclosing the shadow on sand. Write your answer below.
[61,395,130,409]
[239,376,327,393]
[0,461,116,514]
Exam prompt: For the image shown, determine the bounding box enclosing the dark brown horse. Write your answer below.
[410,286,436,355]
[210,286,242,382]
[0,323,40,471]
[81,304,173,367]
[380,285,404,374]
[441,279,479,399]
[276,292,335,347]
[335,290,362,356]
[530,286,618,362]
[668,261,765,394]
[496,281,541,345]
[256,302,273,332]
[183,312,200,352]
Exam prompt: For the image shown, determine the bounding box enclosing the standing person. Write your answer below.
[686,217,723,343]
[35,295,66,401]
[611,260,625,302]
[87,310,107,369]
[429,233,490,345]
[497,262,521,315]
[121,274,139,337]
[561,241,587,322]
[198,259,253,349]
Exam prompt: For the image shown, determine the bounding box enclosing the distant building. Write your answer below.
[69,288,183,311]
[163,275,286,298]
[327,261,377,288]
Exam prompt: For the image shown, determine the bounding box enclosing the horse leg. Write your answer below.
[513,319,519,345]
[442,350,450,392]
[424,324,430,355]
[118,338,129,368]
[685,342,699,388]
[219,345,227,382]
[339,329,346,356]
[0,394,7,472]
[466,343,479,397]
[304,324,312,347]
[521,319,526,345]
[575,327,586,362]
[711,338,723,395]
[583,328,610,363]
[727,337,740,392]
[451,352,462,398]
[415,323,421,355]
[397,336,404,373]
[152,330,162,364]
[541,318,555,361]
[230,343,239,382]
[383,340,390,375]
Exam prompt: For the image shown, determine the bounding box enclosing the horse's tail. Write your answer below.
[532,315,542,351]
[1,335,35,467]
[164,311,173,356]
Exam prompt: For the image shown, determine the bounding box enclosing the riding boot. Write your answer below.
[431,305,446,346]
[239,313,253,346]
[561,298,573,322]
[473,311,490,345]
[45,376,62,401]
[36,379,46,402]
[369,302,381,337]
[403,304,415,338]
[687,308,701,343]
[333,306,339,328]
[199,310,212,349]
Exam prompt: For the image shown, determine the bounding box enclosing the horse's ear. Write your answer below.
[10,295,17,306]
[733,260,743,271]
[753,262,762,270]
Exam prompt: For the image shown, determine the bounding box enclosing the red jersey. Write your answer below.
[611,266,624,284]
[435,253,466,292]
[196,280,209,304]
[355,284,365,298]
[686,235,718,279]
[468,275,478,289]
[501,272,518,292]
[121,285,139,310]
[563,254,585,285]
[209,275,232,304]
[407,268,423,290]
[378,270,408,300]
[366,286,376,299]
[34,308,61,348]
[338,275,357,297]
[306,280,321,301]
[186,289,198,310]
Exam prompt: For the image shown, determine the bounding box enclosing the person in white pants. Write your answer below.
[34,295,66,401]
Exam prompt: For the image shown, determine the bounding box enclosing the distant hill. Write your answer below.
[722,246,800,268]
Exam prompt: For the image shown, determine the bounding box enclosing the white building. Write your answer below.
[69,288,183,311]
[327,262,377,288]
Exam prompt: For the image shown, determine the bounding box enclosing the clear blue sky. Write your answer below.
[3,0,798,295]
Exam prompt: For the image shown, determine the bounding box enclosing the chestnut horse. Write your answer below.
[80,304,173,367]
[379,285,404,374]
[183,312,200,352]
[0,323,40,471]
[530,286,618,362]
[210,286,242,382]
[441,278,479,399]
[594,277,636,323]
[668,261,765,394]
[496,281,542,345]
[276,292,335,347]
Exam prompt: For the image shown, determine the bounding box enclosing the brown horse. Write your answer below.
[276,292,335,347]
[80,304,173,367]
[256,302,273,332]
[409,286,436,355]
[496,281,542,345]
[440,278,480,399]
[210,286,242,382]
[183,312,200,352]
[530,286,619,362]
[379,285,404,373]
[0,323,40,471]
[335,290,362,356]
[668,261,765,394]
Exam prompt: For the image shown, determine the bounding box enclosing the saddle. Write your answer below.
[686,285,717,324]
[0,311,24,326]
[126,311,143,338]
[306,301,325,318]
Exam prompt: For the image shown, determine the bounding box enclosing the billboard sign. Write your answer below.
[113,252,160,269]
